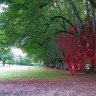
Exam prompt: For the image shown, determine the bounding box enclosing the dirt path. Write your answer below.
[0,69,96,96]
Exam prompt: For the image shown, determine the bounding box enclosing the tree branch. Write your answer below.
[41,30,77,46]
[51,16,78,35]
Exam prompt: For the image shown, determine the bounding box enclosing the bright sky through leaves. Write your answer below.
[12,47,26,57]
[0,4,8,12]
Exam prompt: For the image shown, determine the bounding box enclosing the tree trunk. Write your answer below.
[9,60,11,66]
[70,0,83,35]
[90,2,96,73]
[85,0,90,26]
[3,61,5,67]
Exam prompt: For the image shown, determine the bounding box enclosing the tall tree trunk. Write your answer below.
[85,0,90,26]
[3,61,5,67]
[55,0,66,29]
[70,0,83,35]
[55,45,64,69]
[9,60,10,66]
[91,4,96,32]
[90,2,96,73]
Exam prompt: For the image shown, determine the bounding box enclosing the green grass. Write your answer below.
[0,65,66,81]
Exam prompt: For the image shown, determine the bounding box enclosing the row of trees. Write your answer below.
[0,0,96,69]
[0,47,32,66]
[0,52,13,66]
[14,55,32,66]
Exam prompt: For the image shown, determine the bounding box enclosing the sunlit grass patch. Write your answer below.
[0,65,66,81]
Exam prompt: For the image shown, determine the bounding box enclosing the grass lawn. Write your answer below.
[0,65,67,81]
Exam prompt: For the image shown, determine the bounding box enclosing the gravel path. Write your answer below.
[0,74,96,96]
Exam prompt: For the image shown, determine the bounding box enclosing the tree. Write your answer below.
[0,0,96,71]
[0,47,14,66]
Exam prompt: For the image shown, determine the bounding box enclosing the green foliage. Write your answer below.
[0,0,95,63]
[16,56,32,65]
[0,47,14,66]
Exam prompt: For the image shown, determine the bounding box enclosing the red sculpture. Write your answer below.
[54,23,96,75]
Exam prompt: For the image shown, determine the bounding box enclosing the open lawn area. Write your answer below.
[0,65,67,81]
[0,66,95,96]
